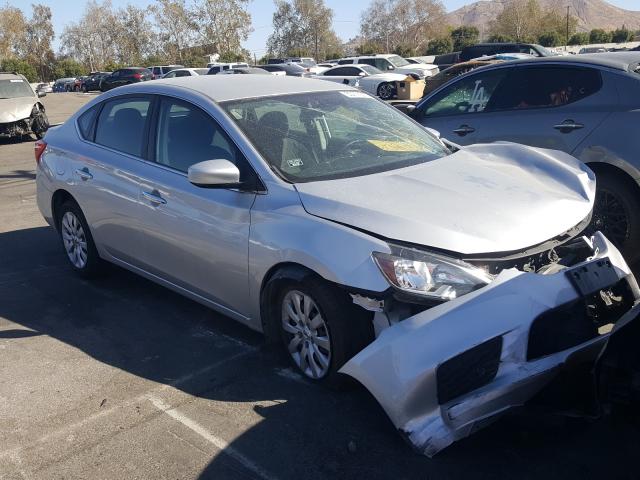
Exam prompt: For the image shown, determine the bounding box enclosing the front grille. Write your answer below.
[437,336,503,404]
[527,279,634,360]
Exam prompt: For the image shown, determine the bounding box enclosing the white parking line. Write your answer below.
[147,395,278,480]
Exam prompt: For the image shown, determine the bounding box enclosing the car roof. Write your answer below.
[0,72,23,80]
[489,51,640,71]
[124,75,357,102]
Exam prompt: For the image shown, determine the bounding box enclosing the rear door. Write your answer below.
[135,96,257,317]
[459,65,611,153]
[69,95,152,264]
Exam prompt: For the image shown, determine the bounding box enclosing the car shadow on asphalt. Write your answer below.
[2,226,640,480]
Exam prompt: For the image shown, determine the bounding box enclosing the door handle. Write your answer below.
[75,168,93,180]
[142,191,167,205]
[452,125,475,136]
[553,120,584,132]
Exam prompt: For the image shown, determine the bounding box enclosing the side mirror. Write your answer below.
[393,103,416,115]
[387,65,395,70]
[188,159,241,188]
[358,72,366,76]
[37,91,46,98]
[425,127,441,138]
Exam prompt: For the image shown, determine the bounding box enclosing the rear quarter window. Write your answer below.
[77,105,99,140]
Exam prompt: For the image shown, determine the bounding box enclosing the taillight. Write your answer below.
[34,140,47,165]
[133,73,143,80]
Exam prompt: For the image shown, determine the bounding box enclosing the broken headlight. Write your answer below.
[373,246,493,301]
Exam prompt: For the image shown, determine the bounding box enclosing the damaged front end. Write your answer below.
[0,118,33,139]
[341,232,640,457]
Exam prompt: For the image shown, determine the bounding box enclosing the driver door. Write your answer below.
[415,68,509,145]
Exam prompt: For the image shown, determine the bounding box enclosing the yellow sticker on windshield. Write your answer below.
[367,140,429,152]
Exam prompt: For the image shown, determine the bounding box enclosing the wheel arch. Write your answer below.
[259,262,325,343]
[51,189,77,230]
[586,161,640,199]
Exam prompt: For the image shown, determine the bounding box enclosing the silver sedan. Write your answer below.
[35,75,639,456]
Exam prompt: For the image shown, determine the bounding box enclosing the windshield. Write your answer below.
[194,68,209,75]
[360,65,383,75]
[0,78,34,99]
[535,45,556,56]
[388,55,410,67]
[222,91,448,182]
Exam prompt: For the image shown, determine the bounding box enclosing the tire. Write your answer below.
[377,82,396,100]
[31,106,49,140]
[81,85,87,93]
[276,275,374,388]
[587,169,640,264]
[57,200,104,277]
[74,85,80,92]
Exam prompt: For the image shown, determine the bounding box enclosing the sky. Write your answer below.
[6,0,640,54]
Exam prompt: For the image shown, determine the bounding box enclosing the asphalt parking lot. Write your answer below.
[2,92,640,480]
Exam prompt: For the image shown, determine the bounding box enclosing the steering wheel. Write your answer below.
[342,139,374,155]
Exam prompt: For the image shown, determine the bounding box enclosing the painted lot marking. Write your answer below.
[148,395,278,480]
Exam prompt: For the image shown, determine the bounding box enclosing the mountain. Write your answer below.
[445,0,640,33]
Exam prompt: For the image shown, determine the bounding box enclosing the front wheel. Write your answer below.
[377,82,396,100]
[277,276,373,387]
[31,106,49,140]
[588,170,640,264]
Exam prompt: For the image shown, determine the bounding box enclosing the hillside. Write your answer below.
[446,0,640,33]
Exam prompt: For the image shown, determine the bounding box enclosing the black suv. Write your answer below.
[99,68,152,92]
[81,72,111,92]
[459,43,558,62]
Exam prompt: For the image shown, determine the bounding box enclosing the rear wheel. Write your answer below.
[377,82,396,100]
[57,200,103,277]
[587,170,640,264]
[276,276,373,387]
[81,84,87,93]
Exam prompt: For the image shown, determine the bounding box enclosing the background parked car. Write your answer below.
[80,72,111,92]
[53,78,75,92]
[579,47,607,54]
[408,52,640,262]
[313,64,406,99]
[433,51,461,71]
[422,59,500,97]
[0,72,49,139]
[218,67,271,75]
[250,65,286,76]
[35,82,53,95]
[162,68,209,78]
[100,67,152,91]
[256,63,310,77]
[338,54,439,78]
[149,65,183,79]
[206,62,249,74]
[459,42,558,62]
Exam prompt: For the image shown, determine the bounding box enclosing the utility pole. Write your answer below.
[566,5,570,51]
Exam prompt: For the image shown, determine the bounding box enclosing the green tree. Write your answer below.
[193,0,252,60]
[393,43,413,57]
[450,26,478,51]
[355,42,378,55]
[52,58,85,79]
[538,31,560,47]
[487,34,513,43]
[589,29,612,43]
[425,37,452,55]
[0,5,27,59]
[568,32,589,45]
[0,58,37,81]
[25,4,55,81]
[611,27,632,43]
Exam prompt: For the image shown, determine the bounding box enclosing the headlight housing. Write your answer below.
[373,245,493,301]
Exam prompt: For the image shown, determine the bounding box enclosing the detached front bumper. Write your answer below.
[340,232,640,457]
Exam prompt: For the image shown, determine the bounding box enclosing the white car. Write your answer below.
[338,54,439,78]
[206,62,249,74]
[162,68,210,78]
[312,64,407,99]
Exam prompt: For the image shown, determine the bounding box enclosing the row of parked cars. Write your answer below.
[34,52,640,458]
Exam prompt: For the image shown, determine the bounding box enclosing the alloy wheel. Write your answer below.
[590,189,630,248]
[378,83,394,99]
[281,290,331,379]
[61,211,88,269]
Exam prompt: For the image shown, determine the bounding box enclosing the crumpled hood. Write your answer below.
[295,143,595,255]
[0,97,36,123]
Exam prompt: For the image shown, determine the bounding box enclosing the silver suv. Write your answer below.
[412,53,640,263]
[0,72,49,140]
[35,75,639,456]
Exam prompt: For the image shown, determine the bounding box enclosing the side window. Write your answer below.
[325,67,351,76]
[164,71,175,78]
[358,58,375,67]
[77,105,99,140]
[337,59,352,65]
[153,67,161,75]
[342,67,362,76]
[111,70,120,78]
[174,70,189,77]
[423,69,508,117]
[155,98,246,176]
[94,97,151,156]
[487,66,603,111]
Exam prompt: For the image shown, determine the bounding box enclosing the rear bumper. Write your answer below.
[341,232,639,457]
